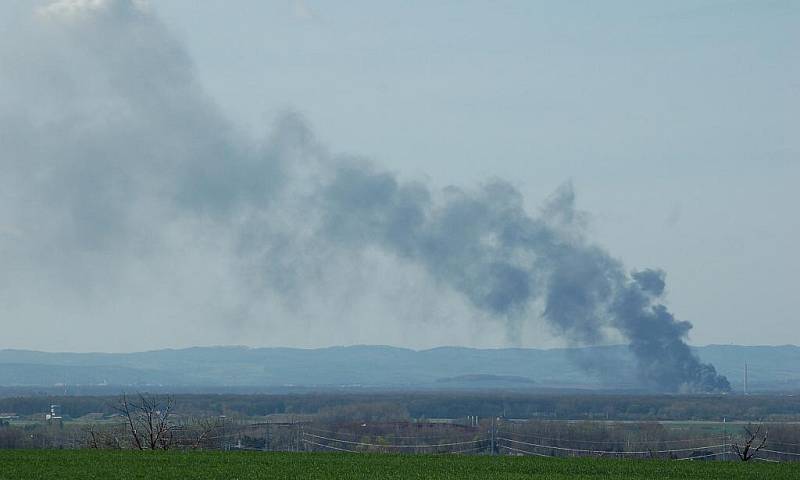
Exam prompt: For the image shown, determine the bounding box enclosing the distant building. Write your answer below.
[0,413,18,420]
[45,404,62,421]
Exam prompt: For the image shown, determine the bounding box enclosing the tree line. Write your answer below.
[3,392,800,422]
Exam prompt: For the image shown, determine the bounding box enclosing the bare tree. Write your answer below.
[731,424,767,462]
[187,416,222,450]
[84,424,100,449]
[116,393,177,450]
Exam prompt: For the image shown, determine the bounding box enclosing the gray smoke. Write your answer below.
[0,0,729,392]
[319,164,729,392]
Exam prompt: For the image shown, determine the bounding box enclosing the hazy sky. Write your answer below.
[1,0,798,352]
[154,0,799,346]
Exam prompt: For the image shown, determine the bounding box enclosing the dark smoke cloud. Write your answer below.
[0,0,729,391]
[319,162,729,392]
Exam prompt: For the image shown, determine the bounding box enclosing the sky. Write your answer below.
[0,0,798,352]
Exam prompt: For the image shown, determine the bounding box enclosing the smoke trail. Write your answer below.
[0,0,729,391]
[319,164,729,392]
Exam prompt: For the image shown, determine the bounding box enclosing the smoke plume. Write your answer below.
[0,0,729,392]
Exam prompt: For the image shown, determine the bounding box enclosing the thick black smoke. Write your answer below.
[0,0,729,391]
[320,165,729,392]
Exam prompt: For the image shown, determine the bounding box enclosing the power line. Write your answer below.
[761,439,800,448]
[303,432,487,449]
[499,445,554,457]
[449,445,486,454]
[761,449,800,457]
[497,437,727,455]
[753,457,781,463]
[677,452,722,461]
[304,426,476,441]
[498,430,726,446]
[302,439,358,453]
[105,418,800,462]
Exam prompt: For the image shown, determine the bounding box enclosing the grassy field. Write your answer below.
[0,450,794,479]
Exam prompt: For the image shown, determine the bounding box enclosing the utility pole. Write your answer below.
[722,417,727,461]
[299,424,304,452]
[220,415,226,451]
[490,417,496,455]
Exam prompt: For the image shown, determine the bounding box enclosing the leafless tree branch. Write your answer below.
[731,423,768,461]
[115,392,176,450]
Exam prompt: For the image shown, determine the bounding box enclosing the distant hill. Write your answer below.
[0,344,797,392]
[436,374,536,385]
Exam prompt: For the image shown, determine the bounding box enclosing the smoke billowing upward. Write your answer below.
[320,165,729,392]
[0,0,729,392]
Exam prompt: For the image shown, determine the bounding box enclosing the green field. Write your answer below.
[0,451,795,479]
